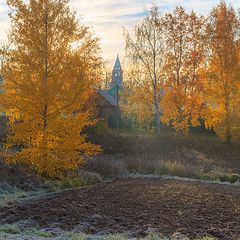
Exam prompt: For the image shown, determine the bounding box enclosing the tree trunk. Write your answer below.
[226,125,231,144]
[225,97,231,144]
[154,101,161,136]
[42,5,49,167]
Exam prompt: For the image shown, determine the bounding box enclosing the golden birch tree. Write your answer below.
[0,0,102,176]
[204,1,240,143]
[161,7,206,132]
[124,5,165,135]
[0,42,10,76]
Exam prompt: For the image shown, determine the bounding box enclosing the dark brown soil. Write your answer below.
[0,178,240,239]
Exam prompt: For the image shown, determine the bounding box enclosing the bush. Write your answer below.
[46,172,103,191]
[0,224,21,235]
[24,228,53,238]
[204,169,240,183]
[46,177,86,191]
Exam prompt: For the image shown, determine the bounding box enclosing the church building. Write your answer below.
[96,55,123,128]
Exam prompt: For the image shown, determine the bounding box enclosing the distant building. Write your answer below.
[111,55,123,88]
[96,55,123,128]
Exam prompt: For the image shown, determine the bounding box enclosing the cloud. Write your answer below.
[0,0,239,64]
[70,0,152,63]
[70,0,239,64]
[0,1,9,41]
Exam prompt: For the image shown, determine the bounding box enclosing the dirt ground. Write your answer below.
[0,178,240,239]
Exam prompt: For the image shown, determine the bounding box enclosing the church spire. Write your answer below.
[111,54,123,88]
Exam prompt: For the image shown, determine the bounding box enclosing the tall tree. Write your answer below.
[204,1,240,143]
[124,5,165,135]
[161,7,206,132]
[0,42,10,76]
[1,0,102,176]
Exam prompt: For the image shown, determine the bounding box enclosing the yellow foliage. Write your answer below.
[122,69,157,127]
[161,7,205,132]
[161,86,204,132]
[124,5,165,134]
[203,2,240,143]
[124,3,240,141]
[0,0,102,176]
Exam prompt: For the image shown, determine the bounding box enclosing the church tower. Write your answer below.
[107,55,123,102]
[97,55,123,127]
[111,55,123,88]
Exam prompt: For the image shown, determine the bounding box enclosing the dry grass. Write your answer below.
[89,127,240,166]
[0,224,217,240]
[0,182,48,208]
[85,153,239,183]
[86,128,240,183]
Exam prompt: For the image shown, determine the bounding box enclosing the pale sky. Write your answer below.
[0,0,239,65]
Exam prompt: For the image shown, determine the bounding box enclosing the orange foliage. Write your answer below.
[161,7,206,132]
[203,1,240,143]
[0,0,102,176]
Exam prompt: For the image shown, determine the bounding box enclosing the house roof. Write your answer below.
[97,89,118,106]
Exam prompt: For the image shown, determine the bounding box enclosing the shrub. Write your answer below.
[24,228,53,238]
[0,224,21,235]
[46,177,86,191]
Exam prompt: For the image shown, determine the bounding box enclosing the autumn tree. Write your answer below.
[121,68,156,128]
[0,42,10,75]
[204,1,240,143]
[161,7,206,132]
[124,6,165,135]
[0,0,102,176]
